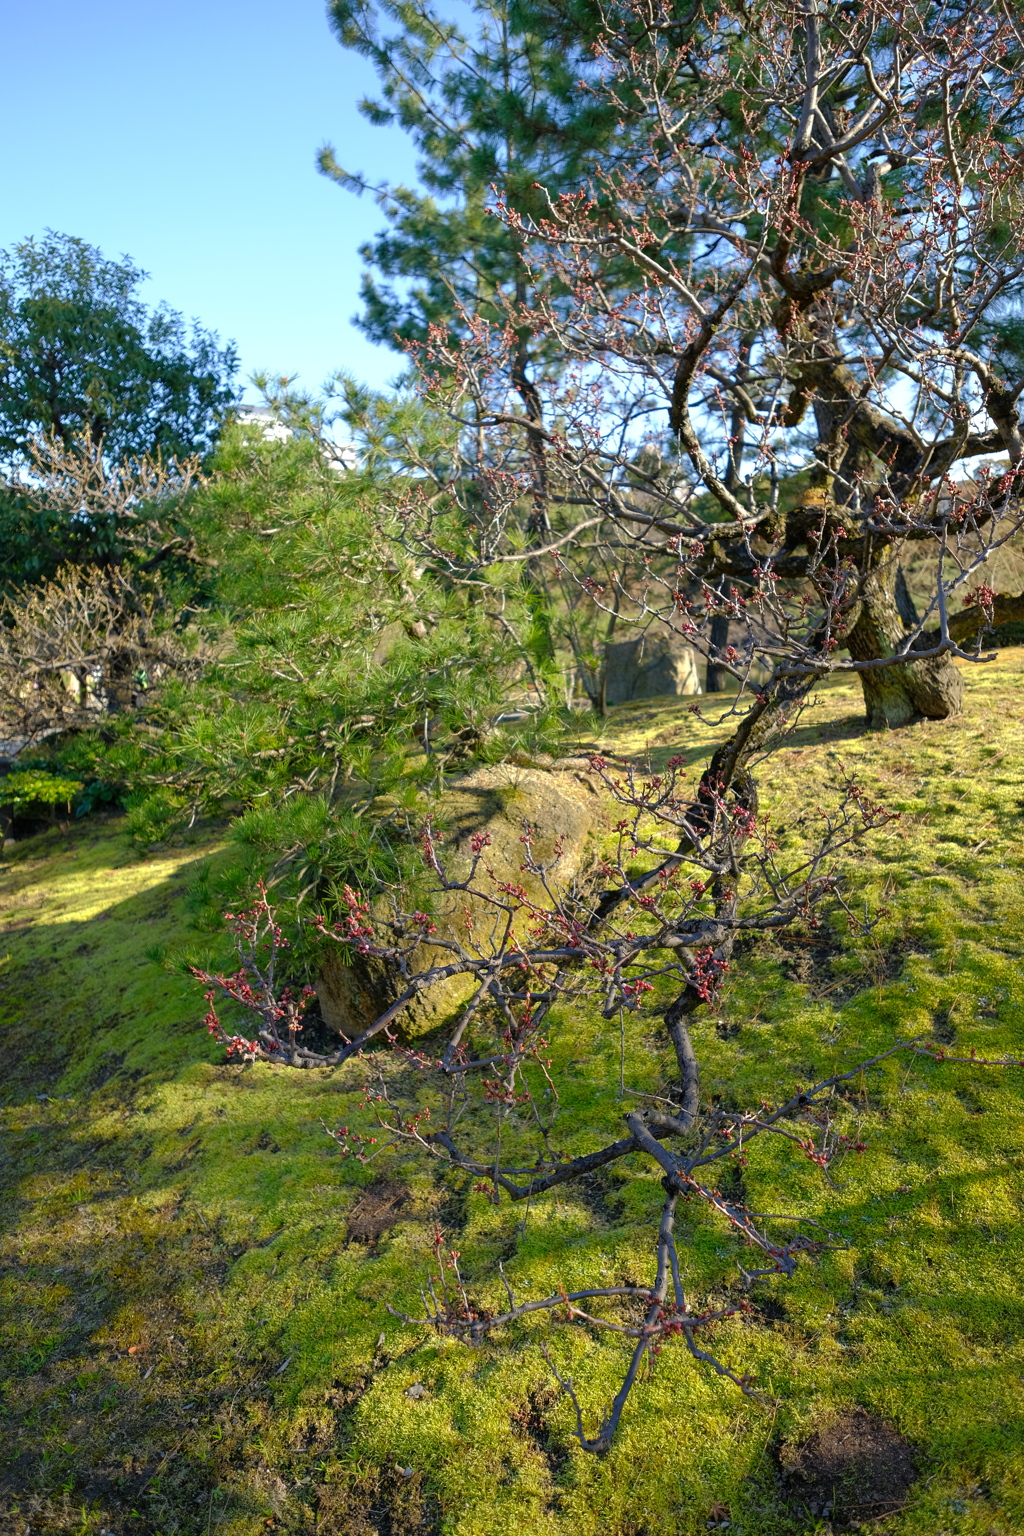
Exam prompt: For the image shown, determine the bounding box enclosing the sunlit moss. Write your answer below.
[2,655,1024,1533]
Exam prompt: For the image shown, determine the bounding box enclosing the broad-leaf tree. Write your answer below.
[0,231,237,464]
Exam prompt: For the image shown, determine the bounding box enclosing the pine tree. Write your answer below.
[320,0,624,541]
[399,0,1024,728]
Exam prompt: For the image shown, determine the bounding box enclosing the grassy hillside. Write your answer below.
[2,656,1023,1536]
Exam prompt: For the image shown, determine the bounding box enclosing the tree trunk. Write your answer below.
[707,335,750,695]
[0,756,12,846]
[846,558,963,728]
[705,608,731,692]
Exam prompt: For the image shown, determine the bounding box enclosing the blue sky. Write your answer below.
[0,0,419,400]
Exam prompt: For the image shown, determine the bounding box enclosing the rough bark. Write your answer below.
[846,555,963,728]
[783,338,1005,729]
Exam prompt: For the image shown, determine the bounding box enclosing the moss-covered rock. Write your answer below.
[315,762,603,1038]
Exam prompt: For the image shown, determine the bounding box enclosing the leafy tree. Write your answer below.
[321,0,682,700]
[0,231,237,464]
[321,0,612,350]
[46,413,554,945]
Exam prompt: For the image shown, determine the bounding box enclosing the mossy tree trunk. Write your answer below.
[845,554,963,728]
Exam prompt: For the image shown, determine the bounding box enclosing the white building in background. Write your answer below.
[235,404,293,444]
[322,440,360,473]
[234,405,360,473]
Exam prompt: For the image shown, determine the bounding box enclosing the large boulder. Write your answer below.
[603,629,701,704]
[315,762,602,1040]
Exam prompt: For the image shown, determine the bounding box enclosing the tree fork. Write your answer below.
[845,550,964,728]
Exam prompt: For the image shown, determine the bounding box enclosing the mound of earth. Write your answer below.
[315,761,603,1039]
[779,1407,918,1526]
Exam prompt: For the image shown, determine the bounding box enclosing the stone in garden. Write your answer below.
[602,629,701,704]
[315,763,601,1039]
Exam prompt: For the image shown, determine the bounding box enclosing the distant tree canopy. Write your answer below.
[0,231,238,464]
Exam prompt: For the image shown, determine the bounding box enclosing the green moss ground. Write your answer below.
[2,656,1023,1535]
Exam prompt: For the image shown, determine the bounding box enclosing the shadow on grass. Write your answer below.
[2,668,1023,1536]
[591,690,873,772]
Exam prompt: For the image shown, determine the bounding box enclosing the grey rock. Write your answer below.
[603,630,701,704]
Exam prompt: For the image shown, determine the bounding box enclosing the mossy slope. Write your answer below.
[2,657,1024,1536]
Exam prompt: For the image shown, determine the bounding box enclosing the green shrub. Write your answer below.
[2,768,83,814]
[38,422,559,946]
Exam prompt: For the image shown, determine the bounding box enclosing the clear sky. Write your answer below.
[0,0,419,401]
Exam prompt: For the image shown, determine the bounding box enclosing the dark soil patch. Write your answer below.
[932,1003,956,1044]
[511,1384,571,1480]
[574,1167,626,1225]
[434,1168,472,1234]
[876,938,930,984]
[716,1160,746,1202]
[779,1407,918,1526]
[750,1291,789,1326]
[737,926,931,1008]
[346,1179,411,1246]
[773,932,845,993]
[312,1461,439,1535]
[731,927,847,1000]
